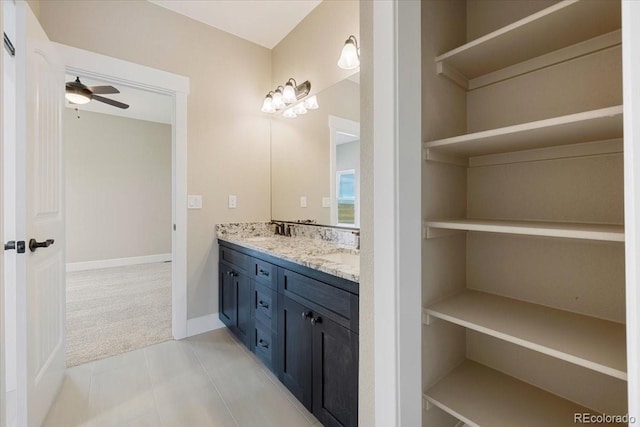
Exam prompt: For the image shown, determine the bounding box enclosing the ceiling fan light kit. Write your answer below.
[64,77,130,109]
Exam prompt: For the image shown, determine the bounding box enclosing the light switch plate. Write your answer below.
[228,195,237,209]
[300,196,307,208]
[322,197,331,208]
[187,195,202,209]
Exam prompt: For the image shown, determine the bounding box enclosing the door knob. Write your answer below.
[28,238,54,252]
[310,316,322,326]
[301,311,311,320]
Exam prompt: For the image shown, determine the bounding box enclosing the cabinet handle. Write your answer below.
[258,300,269,309]
[301,311,311,320]
[311,316,322,326]
[258,339,269,349]
[227,271,238,277]
[258,268,270,277]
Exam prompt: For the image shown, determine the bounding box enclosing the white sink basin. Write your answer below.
[244,236,273,242]
[315,252,360,267]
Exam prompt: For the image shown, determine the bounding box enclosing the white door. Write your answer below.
[15,2,65,426]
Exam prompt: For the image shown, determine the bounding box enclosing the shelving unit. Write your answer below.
[423,106,623,157]
[424,361,619,427]
[424,290,626,379]
[421,1,626,425]
[425,219,624,242]
[435,0,620,88]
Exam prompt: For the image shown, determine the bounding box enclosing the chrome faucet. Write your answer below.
[352,231,360,250]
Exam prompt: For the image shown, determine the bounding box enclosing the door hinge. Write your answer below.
[173,224,176,231]
[4,32,15,57]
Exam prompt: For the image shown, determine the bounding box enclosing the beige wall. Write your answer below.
[271,78,359,224]
[26,0,39,20]
[64,109,171,263]
[272,0,359,96]
[38,0,272,318]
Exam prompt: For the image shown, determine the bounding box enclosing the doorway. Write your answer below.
[63,75,174,366]
[53,42,190,344]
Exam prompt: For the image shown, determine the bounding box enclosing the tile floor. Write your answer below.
[43,328,321,427]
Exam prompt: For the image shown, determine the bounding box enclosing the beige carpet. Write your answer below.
[66,262,172,367]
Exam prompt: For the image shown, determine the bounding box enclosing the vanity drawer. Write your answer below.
[254,258,276,288]
[281,269,353,324]
[220,246,249,272]
[253,322,274,369]
[254,281,274,324]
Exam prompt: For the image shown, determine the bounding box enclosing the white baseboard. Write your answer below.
[186,313,226,337]
[66,253,172,272]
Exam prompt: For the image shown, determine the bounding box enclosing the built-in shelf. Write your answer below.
[435,0,621,87]
[423,106,623,158]
[424,219,624,242]
[424,290,626,379]
[424,360,620,427]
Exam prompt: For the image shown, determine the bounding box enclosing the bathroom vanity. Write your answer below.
[216,223,359,427]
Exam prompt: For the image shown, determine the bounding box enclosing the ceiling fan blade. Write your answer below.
[89,85,120,95]
[92,95,130,109]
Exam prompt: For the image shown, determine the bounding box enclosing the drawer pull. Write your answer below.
[311,316,322,326]
[226,271,238,277]
[258,339,269,349]
[301,311,311,320]
[258,300,269,309]
[258,268,270,277]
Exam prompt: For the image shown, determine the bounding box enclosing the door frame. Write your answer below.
[53,43,190,340]
[0,0,5,424]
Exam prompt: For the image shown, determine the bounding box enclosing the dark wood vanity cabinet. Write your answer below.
[218,260,251,347]
[218,240,359,427]
[280,293,358,427]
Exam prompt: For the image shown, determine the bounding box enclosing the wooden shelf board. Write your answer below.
[424,360,620,427]
[425,290,626,379]
[423,106,623,157]
[435,0,621,80]
[425,219,624,242]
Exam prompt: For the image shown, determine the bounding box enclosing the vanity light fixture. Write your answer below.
[338,35,360,70]
[272,86,286,110]
[283,108,297,118]
[261,91,276,113]
[292,103,308,115]
[261,78,312,114]
[303,95,319,110]
[283,78,298,104]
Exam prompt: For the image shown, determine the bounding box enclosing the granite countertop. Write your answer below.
[216,228,359,283]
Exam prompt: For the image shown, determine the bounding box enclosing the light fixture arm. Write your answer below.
[346,35,359,52]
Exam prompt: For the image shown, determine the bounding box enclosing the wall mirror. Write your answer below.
[271,73,360,227]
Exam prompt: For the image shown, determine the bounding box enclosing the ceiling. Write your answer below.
[148,0,322,49]
[65,75,173,124]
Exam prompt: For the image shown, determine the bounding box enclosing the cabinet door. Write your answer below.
[235,274,251,347]
[279,295,313,411]
[312,314,358,427]
[219,263,237,329]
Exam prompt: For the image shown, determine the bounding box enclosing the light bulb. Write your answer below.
[261,94,275,113]
[283,108,297,119]
[283,81,297,104]
[272,89,285,110]
[292,103,307,115]
[303,95,319,110]
[338,37,360,70]
[65,92,91,105]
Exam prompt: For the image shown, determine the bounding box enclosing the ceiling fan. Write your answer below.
[65,77,130,109]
